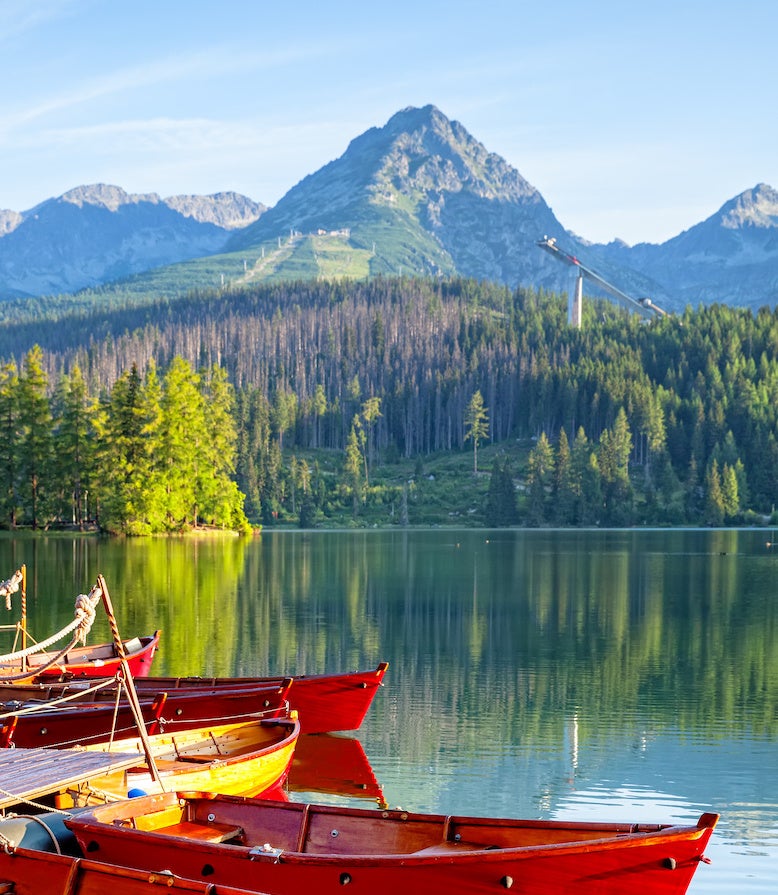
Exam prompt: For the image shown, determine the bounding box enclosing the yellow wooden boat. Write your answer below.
[58,715,300,807]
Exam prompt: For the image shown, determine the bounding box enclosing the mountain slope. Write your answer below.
[1,107,777,311]
[229,104,570,287]
[0,185,265,299]
[597,184,778,309]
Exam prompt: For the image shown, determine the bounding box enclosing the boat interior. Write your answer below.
[86,794,691,857]
[23,636,146,668]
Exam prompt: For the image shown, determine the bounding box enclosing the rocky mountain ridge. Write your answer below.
[1,106,777,310]
[0,185,265,298]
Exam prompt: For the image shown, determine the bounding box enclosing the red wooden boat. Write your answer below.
[68,791,718,895]
[2,661,388,733]
[0,678,292,749]
[0,843,262,895]
[5,631,161,680]
[0,631,160,681]
[0,567,159,681]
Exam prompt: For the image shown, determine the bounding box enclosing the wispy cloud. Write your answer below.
[7,114,356,205]
[2,41,325,136]
[32,115,344,160]
[0,0,82,46]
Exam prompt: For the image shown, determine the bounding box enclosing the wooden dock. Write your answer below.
[0,747,140,810]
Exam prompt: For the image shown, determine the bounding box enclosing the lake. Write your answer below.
[1,528,776,892]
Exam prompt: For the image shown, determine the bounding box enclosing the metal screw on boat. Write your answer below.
[339,873,352,885]
[207,814,216,822]
[500,876,513,888]
[331,829,339,837]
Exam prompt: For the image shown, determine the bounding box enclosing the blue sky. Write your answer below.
[1,0,776,245]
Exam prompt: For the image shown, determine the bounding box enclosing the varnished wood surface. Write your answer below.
[0,747,139,809]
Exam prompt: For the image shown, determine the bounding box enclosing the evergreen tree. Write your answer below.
[139,361,167,531]
[261,440,283,526]
[360,396,382,485]
[704,459,725,525]
[685,456,703,522]
[569,427,592,525]
[52,364,95,527]
[18,346,53,529]
[272,389,298,449]
[464,390,489,473]
[599,408,634,525]
[344,421,363,518]
[581,452,603,526]
[197,365,250,532]
[0,362,20,527]
[159,357,202,528]
[526,432,554,526]
[721,462,739,520]
[299,492,317,528]
[485,458,518,526]
[311,384,327,449]
[553,428,576,524]
[733,458,749,513]
[96,363,157,534]
[235,388,270,522]
[654,451,685,522]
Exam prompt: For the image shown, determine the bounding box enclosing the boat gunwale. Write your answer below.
[68,793,719,867]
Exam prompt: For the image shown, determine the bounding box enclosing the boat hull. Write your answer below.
[64,719,299,806]
[282,662,388,733]
[0,845,261,895]
[4,661,388,733]
[0,680,291,748]
[0,632,161,681]
[68,793,717,895]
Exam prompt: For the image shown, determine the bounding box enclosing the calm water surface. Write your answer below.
[1,529,775,893]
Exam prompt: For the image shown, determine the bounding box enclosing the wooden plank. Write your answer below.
[0,747,140,809]
[157,821,244,843]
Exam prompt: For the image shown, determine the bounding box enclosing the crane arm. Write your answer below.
[537,236,666,318]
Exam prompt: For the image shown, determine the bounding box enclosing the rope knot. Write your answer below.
[0,569,23,611]
[73,583,103,645]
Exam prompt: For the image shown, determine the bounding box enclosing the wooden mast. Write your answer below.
[96,574,163,788]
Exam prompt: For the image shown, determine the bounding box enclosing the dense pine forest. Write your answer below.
[0,275,776,531]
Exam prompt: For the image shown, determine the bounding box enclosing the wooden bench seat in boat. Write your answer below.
[155,821,244,844]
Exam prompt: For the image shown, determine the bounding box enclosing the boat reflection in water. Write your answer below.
[277,732,387,808]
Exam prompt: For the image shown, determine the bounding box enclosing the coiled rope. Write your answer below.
[0,584,103,682]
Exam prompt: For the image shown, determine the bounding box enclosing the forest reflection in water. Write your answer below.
[1,528,775,893]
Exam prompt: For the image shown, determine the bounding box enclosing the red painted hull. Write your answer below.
[68,792,718,895]
[0,845,261,895]
[10,661,388,733]
[0,632,161,681]
[125,663,389,733]
[282,662,389,733]
[0,680,292,749]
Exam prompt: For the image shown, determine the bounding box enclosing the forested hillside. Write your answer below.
[0,276,776,530]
